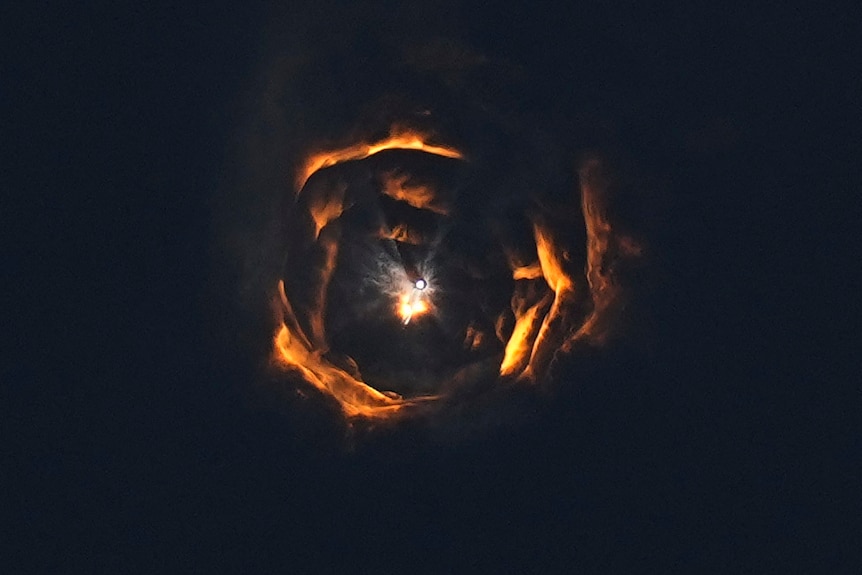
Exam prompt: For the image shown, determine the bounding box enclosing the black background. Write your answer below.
[5,1,859,572]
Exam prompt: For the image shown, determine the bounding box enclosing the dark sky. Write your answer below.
[5,1,859,572]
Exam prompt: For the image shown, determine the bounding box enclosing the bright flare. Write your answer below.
[399,288,429,325]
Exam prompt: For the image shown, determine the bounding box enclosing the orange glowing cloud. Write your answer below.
[272,132,642,421]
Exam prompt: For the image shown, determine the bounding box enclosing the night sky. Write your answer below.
[6,1,859,572]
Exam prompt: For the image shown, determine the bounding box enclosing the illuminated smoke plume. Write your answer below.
[214,2,648,428]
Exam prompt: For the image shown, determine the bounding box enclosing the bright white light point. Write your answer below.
[415,278,427,290]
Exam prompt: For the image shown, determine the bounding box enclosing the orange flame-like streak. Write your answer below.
[499,157,640,381]
[295,127,464,195]
[274,280,412,418]
[498,219,578,381]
